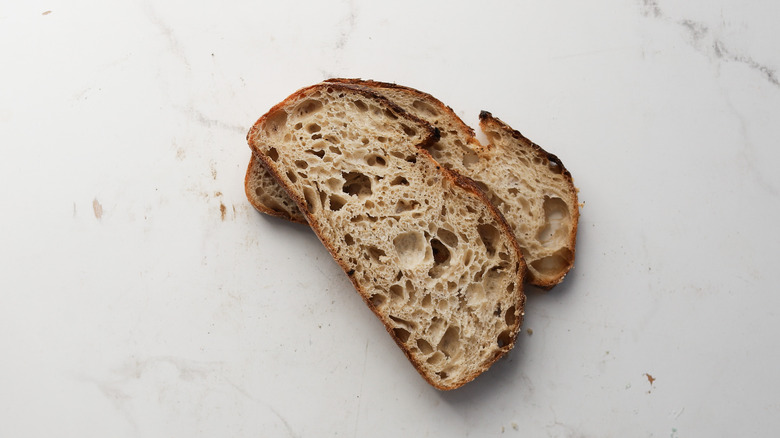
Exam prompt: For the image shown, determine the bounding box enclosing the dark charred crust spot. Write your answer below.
[433,126,441,140]
[347,269,355,276]
[479,110,492,120]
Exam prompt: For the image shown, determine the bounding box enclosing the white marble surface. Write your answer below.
[2,0,779,436]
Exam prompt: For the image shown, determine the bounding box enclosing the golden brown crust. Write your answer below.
[478,111,579,289]
[247,82,523,390]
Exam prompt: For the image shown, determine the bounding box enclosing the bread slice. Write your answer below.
[476,111,579,288]
[247,83,526,390]
[246,79,579,288]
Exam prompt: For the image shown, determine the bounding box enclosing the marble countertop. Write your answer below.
[2,0,779,436]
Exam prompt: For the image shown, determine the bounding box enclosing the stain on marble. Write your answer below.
[93,198,103,219]
[143,4,190,68]
[186,106,246,133]
[335,0,358,50]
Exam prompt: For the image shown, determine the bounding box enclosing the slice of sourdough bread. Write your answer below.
[247,83,526,390]
[246,79,579,288]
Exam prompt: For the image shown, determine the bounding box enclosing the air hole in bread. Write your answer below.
[417,338,433,355]
[462,149,479,168]
[294,160,308,169]
[401,124,417,136]
[395,200,420,214]
[286,170,298,183]
[427,351,444,365]
[393,327,411,343]
[342,172,372,198]
[393,231,426,269]
[405,280,416,303]
[412,100,439,117]
[548,158,561,173]
[436,371,448,380]
[505,305,517,326]
[328,146,342,155]
[366,155,386,167]
[536,196,570,246]
[389,176,409,186]
[497,330,512,348]
[389,284,404,302]
[353,100,368,112]
[366,245,387,263]
[430,239,450,265]
[530,248,573,276]
[369,293,386,308]
[293,122,302,130]
[329,194,347,211]
[477,224,500,256]
[324,135,339,144]
[302,186,319,213]
[484,266,508,298]
[377,136,387,143]
[421,294,432,309]
[405,155,417,163]
[344,233,354,245]
[311,133,322,140]
[360,137,369,145]
[463,249,473,266]
[383,108,399,120]
[389,315,416,330]
[264,110,288,135]
[437,326,460,357]
[305,149,325,159]
[295,99,323,117]
[267,147,279,162]
[436,228,458,248]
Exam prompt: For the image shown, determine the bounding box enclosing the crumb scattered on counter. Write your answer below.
[93,198,103,219]
[526,328,533,336]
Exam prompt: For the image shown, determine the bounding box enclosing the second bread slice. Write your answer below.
[247,83,526,390]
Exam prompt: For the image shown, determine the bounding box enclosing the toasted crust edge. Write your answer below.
[247,82,525,390]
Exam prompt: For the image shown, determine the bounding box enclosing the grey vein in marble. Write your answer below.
[183,106,247,134]
[640,0,779,89]
[335,0,358,50]
[143,4,191,69]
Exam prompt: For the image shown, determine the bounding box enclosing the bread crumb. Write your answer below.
[526,328,533,335]
[645,373,656,385]
[42,10,52,15]
[92,198,103,219]
[511,422,519,431]
[220,203,227,220]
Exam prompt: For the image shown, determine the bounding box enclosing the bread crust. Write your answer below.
[247,83,525,390]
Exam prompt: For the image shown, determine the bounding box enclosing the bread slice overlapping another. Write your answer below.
[246,79,579,288]
[247,82,526,390]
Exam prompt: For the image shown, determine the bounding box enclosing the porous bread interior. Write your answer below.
[245,80,578,287]
[248,85,524,389]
